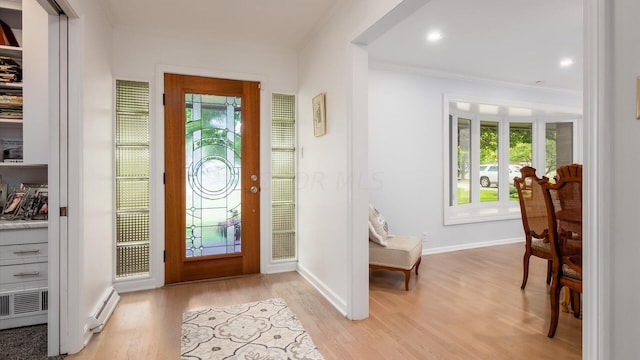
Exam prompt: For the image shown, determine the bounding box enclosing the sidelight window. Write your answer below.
[271,94,296,261]
[114,80,150,278]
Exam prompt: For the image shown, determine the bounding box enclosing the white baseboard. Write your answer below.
[423,237,523,255]
[114,277,160,294]
[296,263,347,316]
[264,261,297,274]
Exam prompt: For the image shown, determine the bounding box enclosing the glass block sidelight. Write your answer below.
[116,243,150,277]
[116,179,149,210]
[271,94,296,261]
[272,178,295,204]
[116,212,150,243]
[272,204,295,232]
[272,122,295,148]
[272,93,295,122]
[272,232,295,261]
[271,150,294,177]
[116,146,150,177]
[116,80,149,113]
[115,80,150,279]
[116,114,149,145]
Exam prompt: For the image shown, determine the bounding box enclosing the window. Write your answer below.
[114,80,150,278]
[446,98,580,224]
[271,94,296,261]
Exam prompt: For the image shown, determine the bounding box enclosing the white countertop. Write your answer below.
[0,220,48,230]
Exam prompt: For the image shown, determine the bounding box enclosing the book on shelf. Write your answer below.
[0,20,19,48]
[0,95,22,103]
[0,56,21,83]
[0,89,22,119]
[0,113,22,120]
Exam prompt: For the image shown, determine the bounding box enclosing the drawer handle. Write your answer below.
[13,271,41,277]
[13,249,41,255]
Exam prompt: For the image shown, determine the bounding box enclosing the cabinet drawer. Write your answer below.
[0,228,47,246]
[0,262,48,287]
[0,243,47,266]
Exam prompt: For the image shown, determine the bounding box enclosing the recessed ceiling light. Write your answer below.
[560,58,574,67]
[426,31,442,43]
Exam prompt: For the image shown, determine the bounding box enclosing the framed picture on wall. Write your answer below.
[313,93,326,137]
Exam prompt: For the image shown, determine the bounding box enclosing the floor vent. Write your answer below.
[0,289,48,317]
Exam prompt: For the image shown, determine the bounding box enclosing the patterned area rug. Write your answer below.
[181,298,325,360]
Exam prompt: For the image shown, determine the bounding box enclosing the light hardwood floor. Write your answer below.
[65,243,581,359]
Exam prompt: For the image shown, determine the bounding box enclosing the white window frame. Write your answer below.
[443,94,582,225]
[269,92,298,266]
[112,77,156,293]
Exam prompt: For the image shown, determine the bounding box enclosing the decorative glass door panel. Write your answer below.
[185,94,242,258]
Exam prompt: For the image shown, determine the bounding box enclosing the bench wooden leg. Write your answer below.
[370,256,422,291]
[403,269,411,291]
[403,258,422,291]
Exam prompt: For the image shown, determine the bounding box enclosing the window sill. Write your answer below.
[444,203,521,225]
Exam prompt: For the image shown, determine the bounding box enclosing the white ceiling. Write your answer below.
[101,0,582,91]
[100,0,343,48]
[368,0,583,91]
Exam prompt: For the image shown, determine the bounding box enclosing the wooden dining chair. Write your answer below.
[514,166,552,289]
[539,164,583,338]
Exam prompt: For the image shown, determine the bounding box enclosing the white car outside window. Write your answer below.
[479,164,521,187]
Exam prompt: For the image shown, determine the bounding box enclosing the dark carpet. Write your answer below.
[0,324,64,360]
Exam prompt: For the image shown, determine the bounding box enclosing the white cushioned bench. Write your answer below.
[369,235,422,290]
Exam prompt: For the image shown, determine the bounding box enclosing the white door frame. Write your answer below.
[42,0,77,355]
[45,11,62,359]
[583,0,609,357]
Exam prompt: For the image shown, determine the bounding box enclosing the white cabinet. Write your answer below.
[22,0,50,165]
[0,223,48,330]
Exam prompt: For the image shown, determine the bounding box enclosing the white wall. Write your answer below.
[368,66,582,251]
[112,28,298,91]
[111,26,299,285]
[65,0,114,354]
[611,0,640,357]
[296,0,402,316]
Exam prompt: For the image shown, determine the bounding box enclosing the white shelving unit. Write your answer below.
[0,0,49,330]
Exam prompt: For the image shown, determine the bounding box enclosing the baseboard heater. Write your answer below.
[87,287,120,333]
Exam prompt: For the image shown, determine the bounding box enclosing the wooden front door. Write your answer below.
[164,73,260,284]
